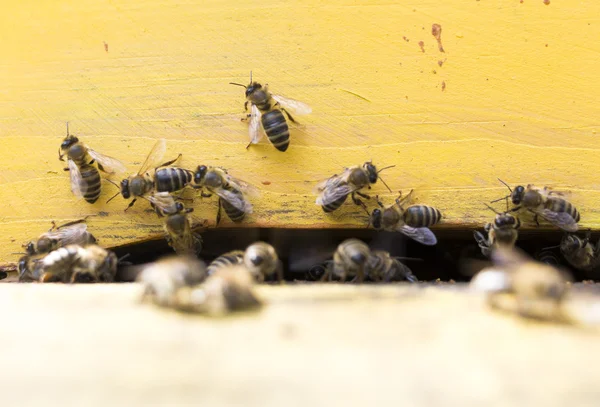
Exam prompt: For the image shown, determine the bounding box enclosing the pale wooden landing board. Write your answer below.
[1,283,600,406]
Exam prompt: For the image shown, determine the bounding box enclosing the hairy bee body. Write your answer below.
[321,194,348,213]
[403,205,443,228]
[207,250,245,275]
[163,212,204,256]
[220,191,246,222]
[328,238,371,282]
[154,167,195,193]
[19,245,117,283]
[474,213,520,258]
[545,196,580,223]
[366,250,417,283]
[78,164,102,203]
[560,234,599,272]
[260,109,290,152]
[25,221,97,256]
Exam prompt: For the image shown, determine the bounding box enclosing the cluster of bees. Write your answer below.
[12,73,596,319]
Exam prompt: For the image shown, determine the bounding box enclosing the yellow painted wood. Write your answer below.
[1,0,599,263]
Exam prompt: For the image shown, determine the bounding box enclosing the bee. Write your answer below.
[315,161,394,213]
[17,254,45,282]
[534,248,562,267]
[19,244,118,283]
[492,179,580,232]
[230,72,311,152]
[366,250,418,283]
[137,255,207,308]
[24,219,97,256]
[473,204,520,257]
[559,232,600,273]
[163,208,206,256]
[59,123,127,203]
[370,190,442,246]
[173,265,263,316]
[110,139,194,212]
[193,165,257,224]
[207,242,283,283]
[321,238,371,282]
[485,246,572,321]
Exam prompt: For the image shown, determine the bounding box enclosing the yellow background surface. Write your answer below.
[1,0,599,263]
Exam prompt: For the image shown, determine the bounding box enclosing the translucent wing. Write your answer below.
[138,139,166,175]
[315,184,355,206]
[86,147,127,175]
[146,192,180,215]
[216,188,253,213]
[399,225,438,246]
[42,223,89,246]
[248,104,264,145]
[538,209,579,232]
[68,159,84,198]
[226,175,261,198]
[272,94,312,115]
[312,167,356,195]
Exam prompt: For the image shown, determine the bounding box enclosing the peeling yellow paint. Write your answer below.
[0,0,599,263]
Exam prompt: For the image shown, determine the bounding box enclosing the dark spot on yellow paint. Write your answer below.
[441,81,446,91]
[543,0,550,4]
[418,41,425,53]
[438,60,444,67]
[432,24,445,52]
[262,181,271,185]
[403,36,410,42]
[103,42,108,52]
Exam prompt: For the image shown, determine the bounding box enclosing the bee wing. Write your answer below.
[315,184,355,206]
[272,94,312,115]
[248,104,264,145]
[138,139,166,175]
[216,189,253,213]
[312,167,354,195]
[226,176,261,198]
[68,159,84,198]
[86,147,127,175]
[538,209,579,232]
[147,192,179,215]
[399,225,438,246]
[44,223,89,246]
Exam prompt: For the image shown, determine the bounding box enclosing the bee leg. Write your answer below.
[355,191,371,200]
[200,191,213,199]
[216,199,223,226]
[244,101,249,112]
[245,141,253,149]
[58,148,65,161]
[280,107,298,124]
[374,195,384,208]
[124,199,137,212]
[532,214,540,227]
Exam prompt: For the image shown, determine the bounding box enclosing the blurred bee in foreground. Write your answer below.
[492,179,580,232]
[163,208,207,257]
[193,165,258,224]
[470,246,572,322]
[207,242,283,283]
[473,203,520,257]
[370,190,442,246]
[322,238,371,282]
[366,250,418,283]
[59,123,126,203]
[558,232,600,273]
[18,244,118,284]
[24,219,97,256]
[315,161,394,213]
[137,255,207,308]
[230,72,311,152]
[108,139,194,212]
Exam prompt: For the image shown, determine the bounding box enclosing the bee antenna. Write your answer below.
[377,165,396,174]
[106,191,121,204]
[483,202,501,215]
[490,195,510,204]
[378,176,393,193]
[497,178,513,192]
[541,244,561,250]
[66,121,70,136]
[229,82,247,88]
[250,70,252,83]
[117,253,131,264]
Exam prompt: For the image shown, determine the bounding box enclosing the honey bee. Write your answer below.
[492,179,580,232]
[110,139,194,212]
[19,244,118,283]
[193,165,257,224]
[370,190,442,246]
[559,232,600,273]
[24,219,97,256]
[230,72,311,152]
[137,255,207,308]
[207,242,283,283]
[485,246,572,321]
[315,162,394,212]
[173,265,263,316]
[59,123,127,203]
[473,204,520,257]
[163,209,206,256]
[366,250,418,283]
[321,238,371,282]
[534,248,562,267]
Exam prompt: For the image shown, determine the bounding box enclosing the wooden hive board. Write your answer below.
[1,0,599,265]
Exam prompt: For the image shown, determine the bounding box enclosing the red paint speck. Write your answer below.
[543,0,550,4]
[262,181,271,185]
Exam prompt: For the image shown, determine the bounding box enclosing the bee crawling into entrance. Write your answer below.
[473,203,520,258]
[230,71,312,152]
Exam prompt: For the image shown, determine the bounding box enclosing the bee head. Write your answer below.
[245,82,262,98]
[495,213,518,228]
[24,242,36,256]
[18,256,29,275]
[97,251,118,282]
[371,208,382,229]
[194,165,208,184]
[35,237,53,254]
[120,179,131,199]
[560,234,582,252]
[350,251,367,265]
[60,135,78,151]
[511,185,525,205]
[245,242,277,270]
[363,162,378,184]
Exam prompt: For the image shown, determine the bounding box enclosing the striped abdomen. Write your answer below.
[78,164,101,204]
[545,197,580,222]
[38,246,82,282]
[404,205,442,228]
[261,110,290,152]
[207,251,244,275]
[321,193,348,213]
[220,187,246,222]
[154,167,194,193]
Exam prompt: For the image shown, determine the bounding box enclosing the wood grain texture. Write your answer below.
[1,283,600,406]
[1,0,599,263]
